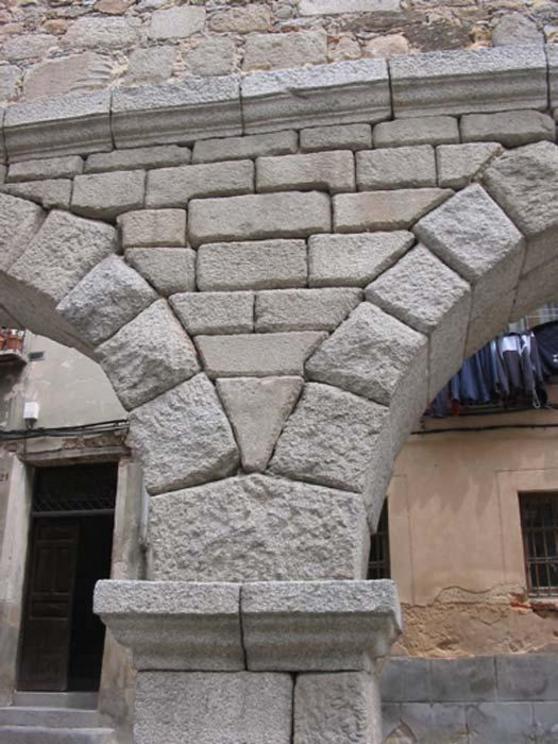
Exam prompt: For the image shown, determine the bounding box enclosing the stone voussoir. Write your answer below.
[146,160,254,209]
[189,192,331,246]
[0,192,45,271]
[196,332,327,378]
[118,208,187,248]
[256,150,355,194]
[197,239,307,291]
[255,288,362,332]
[127,373,239,495]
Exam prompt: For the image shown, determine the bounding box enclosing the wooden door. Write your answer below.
[18,520,79,691]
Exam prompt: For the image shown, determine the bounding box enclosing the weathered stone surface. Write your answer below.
[124,47,176,86]
[300,124,372,153]
[356,146,436,190]
[549,44,558,112]
[57,255,157,347]
[270,381,390,497]
[146,161,254,209]
[134,671,292,744]
[10,209,116,303]
[483,141,558,273]
[390,46,547,117]
[255,288,362,332]
[118,209,186,248]
[95,580,244,671]
[2,35,55,64]
[193,131,297,164]
[300,0,399,13]
[22,53,113,102]
[189,192,331,246]
[242,60,390,134]
[334,189,452,232]
[295,672,382,744]
[127,374,239,495]
[216,376,302,472]
[5,91,112,162]
[461,110,555,148]
[148,6,206,40]
[436,142,503,189]
[257,151,355,194]
[148,474,368,581]
[414,184,525,320]
[242,580,401,670]
[466,293,515,358]
[63,16,140,49]
[243,31,327,72]
[0,192,44,270]
[363,33,409,59]
[1,179,72,210]
[492,13,543,47]
[209,5,271,33]
[185,38,236,77]
[308,232,414,287]
[86,145,191,173]
[112,76,242,149]
[171,292,254,335]
[0,65,20,103]
[97,300,200,410]
[197,240,307,291]
[512,255,558,321]
[196,332,327,378]
[72,170,145,220]
[366,245,471,398]
[306,303,428,452]
[373,116,459,148]
[7,155,83,182]
[126,247,196,296]
[466,702,535,743]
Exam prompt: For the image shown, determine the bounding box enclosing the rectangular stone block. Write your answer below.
[396,703,469,742]
[118,209,187,247]
[295,672,382,744]
[134,671,292,744]
[300,123,372,152]
[196,332,327,377]
[390,45,548,117]
[373,116,459,148]
[466,702,535,742]
[171,291,254,335]
[112,76,243,148]
[308,232,414,287]
[126,247,196,296]
[5,91,112,161]
[436,142,503,190]
[549,44,558,112]
[495,653,558,701]
[189,192,331,246]
[257,151,355,194]
[7,155,83,182]
[193,131,298,163]
[380,657,432,703]
[72,170,145,220]
[85,145,191,173]
[1,179,72,210]
[197,240,307,291]
[430,657,497,702]
[244,30,327,72]
[356,146,436,190]
[255,288,361,332]
[146,160,254,208]
[334,189,452,232]
[460,110,555,148]
[242,59,390,134]
[300,0,400,13]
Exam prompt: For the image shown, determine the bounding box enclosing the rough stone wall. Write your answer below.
[1,0,558,104]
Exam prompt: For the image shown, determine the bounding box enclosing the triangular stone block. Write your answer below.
[216,376,303,473]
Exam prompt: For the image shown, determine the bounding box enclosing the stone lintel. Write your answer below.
[241,580,402,672]
[241,59,391,134]
[4,92,112,163]
[390,45,548,118]
[94,580,245,671]
[112,75,243,148]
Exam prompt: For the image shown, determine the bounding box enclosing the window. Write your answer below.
[519,492,558,597]
[367,501,390,580]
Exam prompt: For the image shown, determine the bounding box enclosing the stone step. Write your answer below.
[13,693,97,710]
[0,707,99,728]
[0,726,115,743]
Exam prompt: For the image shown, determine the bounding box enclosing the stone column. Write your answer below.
[95,579,401,744]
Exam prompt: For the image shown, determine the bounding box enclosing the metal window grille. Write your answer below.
[367,502,390,580]
[32,463,118,515]
[519,491,558,597]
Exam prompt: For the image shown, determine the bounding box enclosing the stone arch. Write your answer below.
[1,140,557,586]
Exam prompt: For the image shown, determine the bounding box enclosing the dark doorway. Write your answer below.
[18,463,117,692]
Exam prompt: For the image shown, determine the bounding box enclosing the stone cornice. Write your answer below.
[1,44,557,162]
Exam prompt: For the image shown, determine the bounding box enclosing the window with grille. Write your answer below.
[519,492,558,597]
[367,502,390,580]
